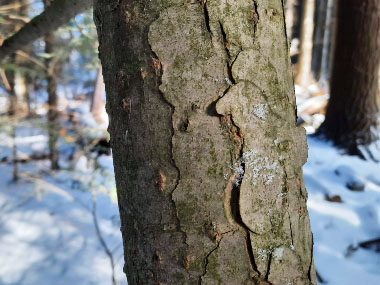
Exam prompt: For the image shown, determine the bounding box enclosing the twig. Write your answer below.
[16,50,47,70]
[92,197,117,285]
[0,68,11,91]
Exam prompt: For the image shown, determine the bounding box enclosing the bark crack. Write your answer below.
[289,213,294,248]
[246,232,261,278]
[149,48,189,251]
[307,234,314,281]
[215,20,263,280]
[264,250,273,283]
[202,0,212,35]
[199,230,237,284]
[198,236,222,284]
[252,0,260,36]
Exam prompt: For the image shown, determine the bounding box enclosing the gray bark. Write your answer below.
[94,0,316,284]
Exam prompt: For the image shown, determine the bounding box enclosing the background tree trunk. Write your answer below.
[295,0,315,86]
[319,0,334,85]
[318,0,380,159]
[94,0,316,283]
[311,0,328,81]
[91,66,105,123]
[44,0,59,169]
[285,0,296,41]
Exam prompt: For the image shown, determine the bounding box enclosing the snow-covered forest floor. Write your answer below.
[0,86,379,284]
[0,105,127,284]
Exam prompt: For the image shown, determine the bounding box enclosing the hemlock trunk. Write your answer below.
[94,0,316,284]
[318,0,380,159]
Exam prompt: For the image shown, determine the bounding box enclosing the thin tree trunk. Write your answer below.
[44,0,59,170]
[95,0,316,284]
[311,0,328,81]
[319,0,334,85]
[12,124,18,182]
[285,0,296,41]
[318,0,380,159]
[296,0,315,86]
[91,66,105,123]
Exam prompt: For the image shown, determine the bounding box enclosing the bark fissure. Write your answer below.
[289,213,294,247]
[280,0,289,49]
[198,236,223,284]
[215,16,264,280]
[252,0,260,35]
[246,232,261,277]
[155,61,189,249]
[307,234,314,281]
[264,250,273,283]
[202,0,212,35]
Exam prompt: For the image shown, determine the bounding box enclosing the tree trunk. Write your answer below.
[44,0,59,170]
[94,0,316,284]
[91,66,105,123]
[319,0,334,85]
[285,0,296,41]
[318,0,380,159]
[295,0,315,86]
[311,0,328,81]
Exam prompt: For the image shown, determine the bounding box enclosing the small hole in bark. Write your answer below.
[191,103,199,111]
[152,250,162,264]
[180,119,189,132]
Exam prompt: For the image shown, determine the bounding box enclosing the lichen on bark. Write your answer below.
[95,0,316,283]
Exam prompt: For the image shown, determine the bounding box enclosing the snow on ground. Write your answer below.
[305,137,380,284]
[0,117,126,285]
[0,162,126,285]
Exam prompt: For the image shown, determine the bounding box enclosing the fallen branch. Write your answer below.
[92,197,117,285]
[0,0,92,60]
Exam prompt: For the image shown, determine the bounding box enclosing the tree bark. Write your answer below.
[94,0,316,284]
[318,0,380,159]
[295,0,315,86]
[44,0,59,170]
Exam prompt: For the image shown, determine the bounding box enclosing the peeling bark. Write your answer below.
[94,0,316,284]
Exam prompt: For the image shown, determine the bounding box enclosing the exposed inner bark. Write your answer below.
[95,0,316,284]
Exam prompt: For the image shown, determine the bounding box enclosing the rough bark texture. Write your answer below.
[44,0,59,170]
[318,0,380,158]
[94,0,316,284]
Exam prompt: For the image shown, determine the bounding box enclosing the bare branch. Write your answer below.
[0,0,93,60]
